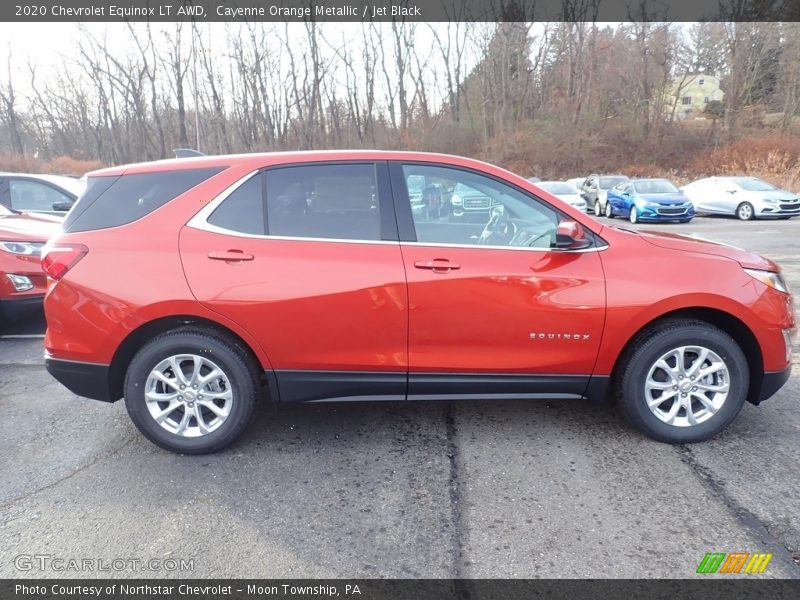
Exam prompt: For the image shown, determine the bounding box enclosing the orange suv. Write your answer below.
[42,152,795,453]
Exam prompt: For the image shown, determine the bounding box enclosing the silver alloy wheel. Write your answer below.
[629,206,638,223]
[738,203,753,220]
[644,346,730,427]
[595,200,602,216]
[605,202,612,218]
[144,354,233,437]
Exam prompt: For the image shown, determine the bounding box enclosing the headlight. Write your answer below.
[451,195,463,206]
[744,268,789,294]
[0,241,44,256]
[764,198,779,204]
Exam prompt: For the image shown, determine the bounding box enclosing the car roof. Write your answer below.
[87,150,511,178]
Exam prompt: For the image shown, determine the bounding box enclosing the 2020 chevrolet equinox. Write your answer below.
[42,151,796,453]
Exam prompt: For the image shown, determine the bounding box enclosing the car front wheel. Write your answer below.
[605,202,614,218]
[124,328,259,454]
[615,319,748,443]
[629,207,639,224]
[594,200,602,216]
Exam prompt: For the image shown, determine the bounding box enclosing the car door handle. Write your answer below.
[414,259,460,272]
[208,250,254,262]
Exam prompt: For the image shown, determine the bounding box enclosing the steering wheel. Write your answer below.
[478,207,517,246]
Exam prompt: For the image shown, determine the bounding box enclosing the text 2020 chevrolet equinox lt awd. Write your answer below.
[42,152,795,453]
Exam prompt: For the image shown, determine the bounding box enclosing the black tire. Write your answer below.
[124,327,259,454]
[615,319,749,444]
[594,200,602,216]
[736,202,755,221]
[605,202,614,219]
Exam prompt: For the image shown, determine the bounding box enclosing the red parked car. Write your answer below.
[0,204,61,324]
[42,151,796,453]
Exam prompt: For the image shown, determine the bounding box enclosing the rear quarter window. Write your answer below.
[64,167,224,233]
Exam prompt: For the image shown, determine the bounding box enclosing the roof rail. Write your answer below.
[173,148,206,158]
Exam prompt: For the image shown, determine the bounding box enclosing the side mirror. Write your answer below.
[52,201,73,212]
[555,220,592,250]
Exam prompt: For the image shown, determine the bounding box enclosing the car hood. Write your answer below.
[758,190,798,201]
[626,228,777,270]
[637,192,690,205]
[0,212,62,242]
[553,194,584,203]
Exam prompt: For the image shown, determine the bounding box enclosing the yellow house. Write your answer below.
[669,73,724,118]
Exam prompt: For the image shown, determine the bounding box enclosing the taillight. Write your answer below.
[41,244,88,280]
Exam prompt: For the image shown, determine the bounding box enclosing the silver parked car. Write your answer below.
[536,181,588,212]
[583,174,631,216]
[681,176,800,220]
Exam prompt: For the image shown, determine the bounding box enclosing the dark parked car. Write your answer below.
[0,173,85,215]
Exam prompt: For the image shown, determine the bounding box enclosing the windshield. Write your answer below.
[633,180,679,194]
[600,176,628,189]
[539,182,577,194]
[453,182,487,197]
[732,177,777,192]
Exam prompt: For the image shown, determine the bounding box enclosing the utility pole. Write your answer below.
[192,23,200,151]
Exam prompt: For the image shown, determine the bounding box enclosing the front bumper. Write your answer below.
[638,206,695,221]
[0,294,44,321]
[751,363,792,405]
[45,356,116,402]
[755,202,800,217]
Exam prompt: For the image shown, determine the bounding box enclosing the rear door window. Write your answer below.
[207,174,265,235]
[265,164,380,241]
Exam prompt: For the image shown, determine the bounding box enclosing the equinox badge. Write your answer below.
[530,333,591,341]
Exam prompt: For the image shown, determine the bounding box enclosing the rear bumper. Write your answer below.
[753,364,792,404]
[45,357,117,402]
[0,294,44,320]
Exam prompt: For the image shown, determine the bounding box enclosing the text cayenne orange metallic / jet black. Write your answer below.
[41,151,795,453]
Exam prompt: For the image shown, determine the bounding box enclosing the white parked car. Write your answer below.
[536,181,588,212]
[681,176,800,220]
[566,177,586,191]
[0,172,85,216]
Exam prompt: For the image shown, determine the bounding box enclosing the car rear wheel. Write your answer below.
[629,207,638,224]
[605,202,614,218]
[736,202,754,221]
[615,319,748,443]
[124,328,259,454]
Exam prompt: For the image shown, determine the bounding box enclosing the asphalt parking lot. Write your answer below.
[1,215,799,579]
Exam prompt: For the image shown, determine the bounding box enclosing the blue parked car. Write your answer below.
[605,178,695,224]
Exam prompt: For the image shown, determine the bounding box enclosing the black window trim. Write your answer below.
[189,160,399,244]
[388,160,608,252]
